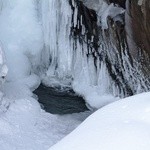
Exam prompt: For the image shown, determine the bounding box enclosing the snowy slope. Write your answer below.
[0,96,90,150]
[49,92,150,150]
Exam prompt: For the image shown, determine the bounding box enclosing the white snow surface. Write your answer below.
[49,92,150,150]
[0,96,90,150]
[0,0,43,82]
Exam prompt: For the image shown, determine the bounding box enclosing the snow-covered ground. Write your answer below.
[49,92,150,150]
[0,95,90,150]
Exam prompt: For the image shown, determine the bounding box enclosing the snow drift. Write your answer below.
[49,92,150,150]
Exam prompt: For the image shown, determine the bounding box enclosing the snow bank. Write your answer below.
[49,92,150,150]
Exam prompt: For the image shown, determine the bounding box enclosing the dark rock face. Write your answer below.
[70,0,99,53]
[108,0,126,8]
[102,19,134,96]
[128,0,150,54]
[34,84,89,114]
[126,0,150,77]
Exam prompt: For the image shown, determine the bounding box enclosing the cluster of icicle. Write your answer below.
[0,0,148,108]
[38,0,150,108]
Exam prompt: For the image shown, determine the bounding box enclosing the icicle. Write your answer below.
[39,0,149,108]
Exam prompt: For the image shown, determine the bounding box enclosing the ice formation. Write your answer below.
[39,0,119,108]
[38,0,149,108]
[0,0,149,150]
[0,0,149,108]
[0,2,90,150]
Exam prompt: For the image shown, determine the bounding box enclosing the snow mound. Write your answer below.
[49,92,150,150]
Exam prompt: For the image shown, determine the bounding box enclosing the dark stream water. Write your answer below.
[34,84,89,114]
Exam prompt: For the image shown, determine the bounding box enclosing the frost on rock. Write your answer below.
[80,0,125,29]
[39,0,119,109]
[99,3,125,29]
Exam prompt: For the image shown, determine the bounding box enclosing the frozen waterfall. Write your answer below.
[39,0,150,108]
[39,0,118,108]
[0,0,149,109]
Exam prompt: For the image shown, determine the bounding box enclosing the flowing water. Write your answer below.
[34,84,89,114]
